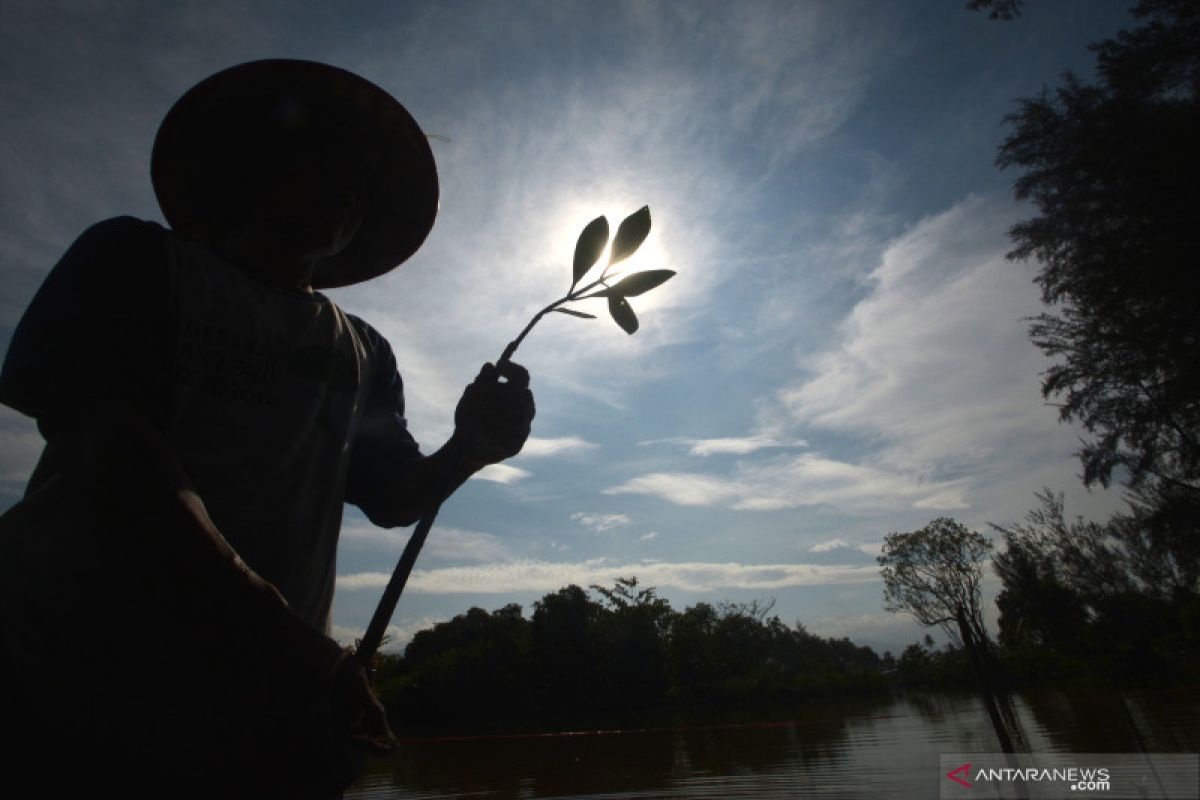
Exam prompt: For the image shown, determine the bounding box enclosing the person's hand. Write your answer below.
[279,649,396,797]
[329,652,397,753]
[453,361,535,466]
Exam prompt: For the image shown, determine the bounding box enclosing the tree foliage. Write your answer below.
[992,489,1200,682]
[994,489,1198,609]
[878,518,992,650]
[895,636,974,688]
[996,0,1200,493]
[372,579,887,729]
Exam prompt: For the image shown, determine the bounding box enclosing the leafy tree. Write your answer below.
[666,602,722,694]
[993,489,1197,611]
[992,490,1199,682]
[895,636,972,687]
[897,641,933,677]
[1120,482,1200,593]
[879,518,993,652]
[991,533,1088,652]
[383,604,533,722]
[531,584,604,705]
[590,577,675,703]
[879,519,1022,750]
[996,0,1200,494]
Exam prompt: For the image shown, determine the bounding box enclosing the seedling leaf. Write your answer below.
[553,307,597,319]
[572,216,609,289]
[609,206,651,265]
[608,295,639,334]
[594,269,675,298]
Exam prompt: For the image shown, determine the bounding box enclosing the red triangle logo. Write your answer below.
[946,763,972,787]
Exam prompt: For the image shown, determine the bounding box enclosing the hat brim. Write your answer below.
[151,59,438,289]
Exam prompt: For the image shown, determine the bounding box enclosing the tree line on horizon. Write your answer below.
[369,528,1197,733]
[370,577,889,729]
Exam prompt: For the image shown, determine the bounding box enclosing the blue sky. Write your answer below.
[0,0,1137,654]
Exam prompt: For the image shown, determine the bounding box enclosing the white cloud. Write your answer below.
[639,531,658,542]
[807,538,884,557]
[913,490,971,511]
[337,558,880,594]
[810,538,850,553]
[341,524,512,563]
[604,472,750,509]
[340,523,407,547]
[424,528,513,562]
[605,195,1124,525]
[605,453,968,514]
[472,463,532,485]
[517,436,598,458]
[782,196,1036,440]
[643,435,807,457]
[774,194,1127,522]
[570,512,631,533]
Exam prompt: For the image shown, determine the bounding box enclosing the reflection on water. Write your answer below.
[346,687,1200,799]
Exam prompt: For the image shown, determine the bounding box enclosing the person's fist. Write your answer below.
[330,652,397,753]
[453,361,535,466]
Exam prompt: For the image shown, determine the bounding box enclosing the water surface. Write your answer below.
[347,687,1200,799]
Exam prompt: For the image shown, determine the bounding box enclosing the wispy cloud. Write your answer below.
[604,471,748,509]
[570,512,631,533]
[338,558,880,594]
[323,1,892,441]
[604,195,1121,524]
[809,538,884,558]
[518,436,598,458]
[643,435,807,457]
[342,524,513,563]
[426,528,513,562]
[605,453,968,513]
[775,195,1112,520]
[472,463,532,485]
[622,1,890,161]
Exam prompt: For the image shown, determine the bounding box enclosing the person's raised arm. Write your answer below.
[348,359,535,527]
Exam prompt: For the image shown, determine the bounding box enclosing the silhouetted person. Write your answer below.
[0,59,534,797]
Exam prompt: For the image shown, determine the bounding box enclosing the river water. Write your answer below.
[345,687,1199,799]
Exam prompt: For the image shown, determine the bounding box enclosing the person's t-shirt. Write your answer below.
[0,216,422,631]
